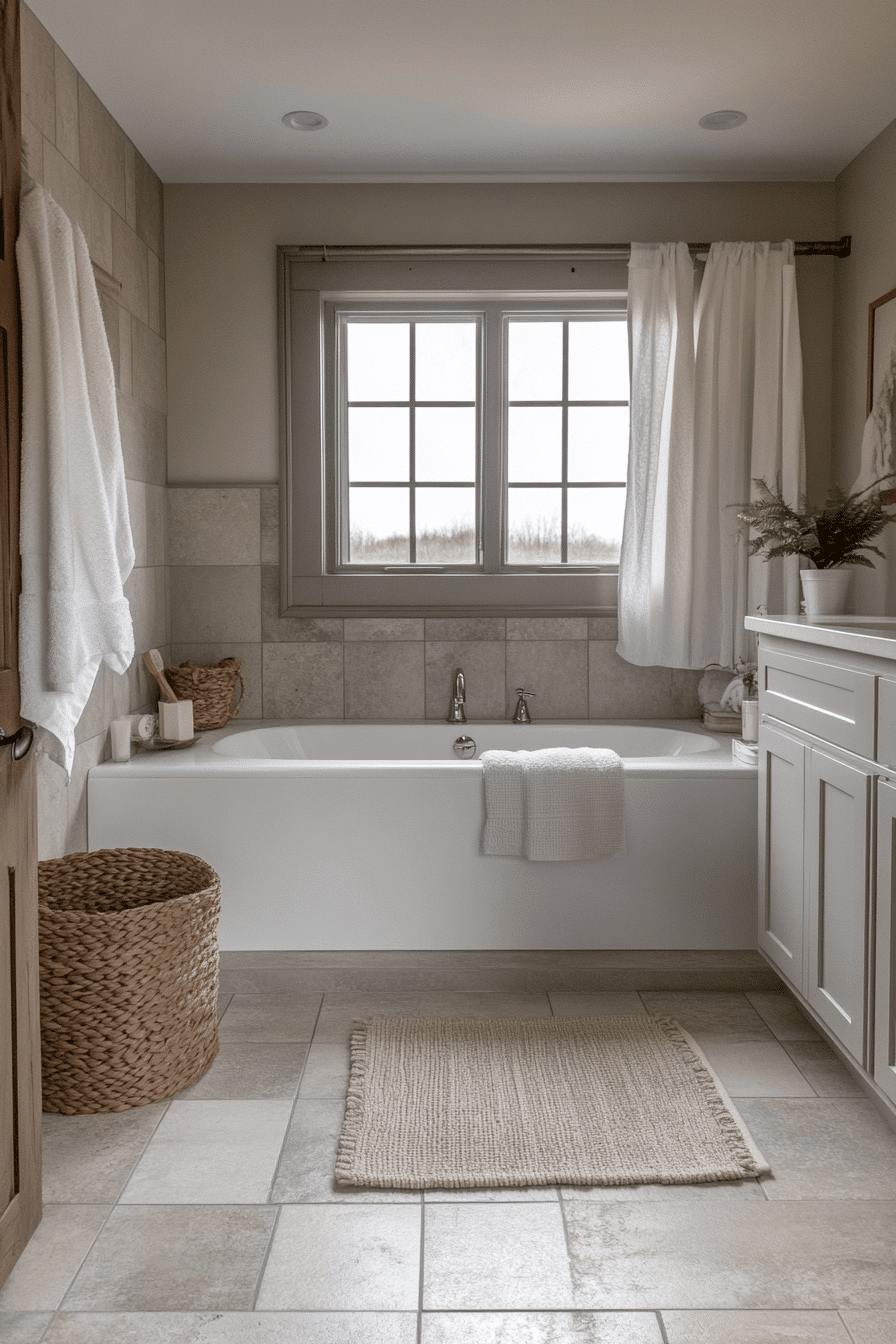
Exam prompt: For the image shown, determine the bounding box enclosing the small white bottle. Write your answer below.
[741,698,759,743]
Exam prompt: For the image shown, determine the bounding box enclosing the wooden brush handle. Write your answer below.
[143,649,179,702]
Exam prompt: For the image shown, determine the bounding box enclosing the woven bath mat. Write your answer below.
[335,1014,769,1189]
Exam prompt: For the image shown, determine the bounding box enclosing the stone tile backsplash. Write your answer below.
[167,486,703,723]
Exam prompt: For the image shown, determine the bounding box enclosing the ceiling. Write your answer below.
[27,0,896,183]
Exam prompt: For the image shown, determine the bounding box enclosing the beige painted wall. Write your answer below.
[164,181,836,495]
[833,116,896,485]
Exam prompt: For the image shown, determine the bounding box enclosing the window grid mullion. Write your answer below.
[483,306,503,572]
[409,322,416,564]
[561,319,569,565]
[508,399,627,408]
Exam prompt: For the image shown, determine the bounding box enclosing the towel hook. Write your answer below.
[0,723,35,760]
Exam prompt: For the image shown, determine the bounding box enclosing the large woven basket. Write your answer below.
[38,848,221,1114]
[163,657,245,730]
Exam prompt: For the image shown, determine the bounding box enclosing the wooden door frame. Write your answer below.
[0,0,42,1287]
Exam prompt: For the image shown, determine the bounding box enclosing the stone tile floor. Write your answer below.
[3,983,896,1343]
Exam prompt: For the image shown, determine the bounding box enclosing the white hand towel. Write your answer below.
[524,747,625,861]
[481,749,525,855]
[481,747,625,861]
[16,184,135,778]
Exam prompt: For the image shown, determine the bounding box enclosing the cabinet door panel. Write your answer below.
[877,678,896,770]
[875,779,896,1105]
[806,748,872,1065]
[758,724,805,988]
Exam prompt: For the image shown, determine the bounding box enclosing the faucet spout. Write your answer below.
[447,668,467,723]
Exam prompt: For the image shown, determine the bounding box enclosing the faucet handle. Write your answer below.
[512,688,535,724]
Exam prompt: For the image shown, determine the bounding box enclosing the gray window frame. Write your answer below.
[278,247,628,617]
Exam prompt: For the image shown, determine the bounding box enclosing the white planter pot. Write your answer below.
[799,567,852,617]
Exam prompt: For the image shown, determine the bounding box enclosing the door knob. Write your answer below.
[0,724,34,760]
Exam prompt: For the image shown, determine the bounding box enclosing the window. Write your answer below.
[504,317,628,567]
[339,314,481,567]
[280,249,628,616]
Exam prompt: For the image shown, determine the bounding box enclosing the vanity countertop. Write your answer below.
[745,613,896,658]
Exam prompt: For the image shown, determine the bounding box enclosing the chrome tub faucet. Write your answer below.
[447,668,467,723]
[512,688,535,723]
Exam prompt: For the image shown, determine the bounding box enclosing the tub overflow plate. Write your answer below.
[453,735,476,758]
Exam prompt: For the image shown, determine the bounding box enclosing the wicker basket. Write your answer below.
[38,848,221,1114]
[163,657,245,730]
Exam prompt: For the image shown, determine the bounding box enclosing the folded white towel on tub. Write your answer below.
[481,747,625,861]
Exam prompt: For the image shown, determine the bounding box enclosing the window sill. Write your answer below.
[284,570,618,618]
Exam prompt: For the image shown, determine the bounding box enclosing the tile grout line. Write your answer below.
[555,1171,576,1308]
[35,1307,59,1344]
[417,1198,426,1344]
[262,994,326,1203]
[52,1195,120,1314]
[250,1201,283,1310]
[111,1093,176,1205]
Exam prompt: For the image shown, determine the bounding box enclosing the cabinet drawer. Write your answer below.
[761,649,875,757]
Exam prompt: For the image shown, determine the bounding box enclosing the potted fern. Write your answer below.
[736,477,896,615]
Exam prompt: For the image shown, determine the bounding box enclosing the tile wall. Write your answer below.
[21,5,169,858]
[168,488,702,722]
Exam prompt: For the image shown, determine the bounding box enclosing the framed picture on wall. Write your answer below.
[868,285,896,414]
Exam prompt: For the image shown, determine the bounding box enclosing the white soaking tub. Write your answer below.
[87,720,757,952]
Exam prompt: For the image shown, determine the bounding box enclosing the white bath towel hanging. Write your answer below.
[16,183,135,778]
[482,747,625,861]
[849,330,896,615]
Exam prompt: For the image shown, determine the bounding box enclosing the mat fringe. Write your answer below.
[334,1017,371,1186]
[652,1015,762,1178]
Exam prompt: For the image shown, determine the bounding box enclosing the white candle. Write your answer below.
[111,718,132,762]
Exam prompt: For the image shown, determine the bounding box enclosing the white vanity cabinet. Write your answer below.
[747,615,896,1103]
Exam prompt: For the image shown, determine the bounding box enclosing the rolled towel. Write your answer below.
[720,676,746,711]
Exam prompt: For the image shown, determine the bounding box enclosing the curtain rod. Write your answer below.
[297,237,851,261]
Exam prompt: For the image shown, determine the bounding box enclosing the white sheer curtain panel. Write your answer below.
[616,242,696,667]
[617,240,805,670]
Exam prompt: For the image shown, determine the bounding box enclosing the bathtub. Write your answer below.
[87,720,757,952]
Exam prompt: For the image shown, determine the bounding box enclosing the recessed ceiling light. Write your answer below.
[282,110,329,131]
[698,110,747,130]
